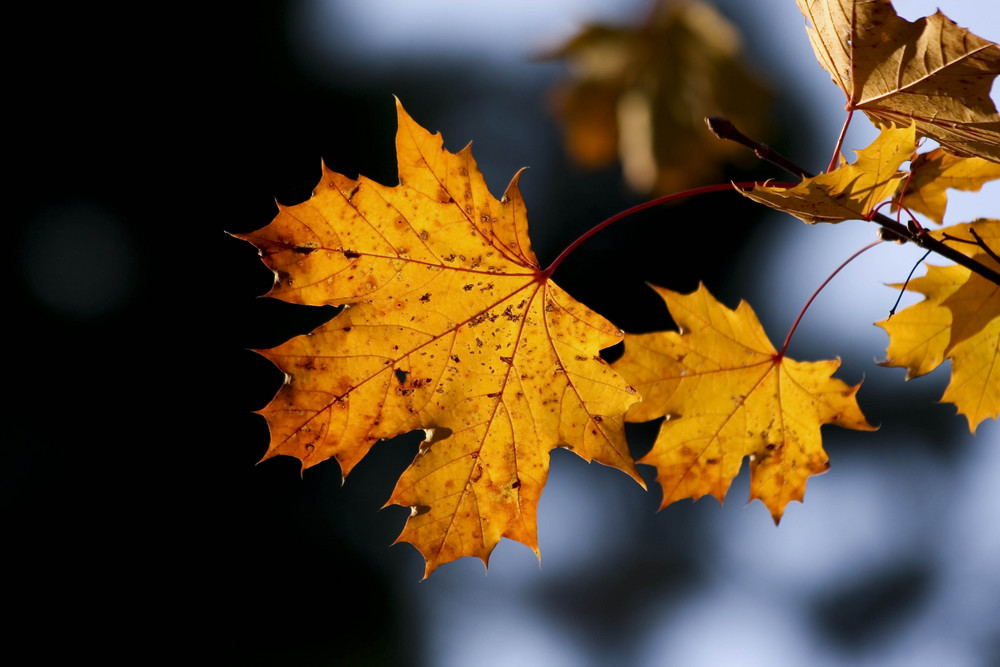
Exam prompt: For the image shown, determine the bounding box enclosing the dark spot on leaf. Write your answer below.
[343,250,361,259]
[395,369,408,384]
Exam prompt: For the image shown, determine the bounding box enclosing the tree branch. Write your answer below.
[706,117,1000,286]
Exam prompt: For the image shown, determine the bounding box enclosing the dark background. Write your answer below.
[7,2,997,665]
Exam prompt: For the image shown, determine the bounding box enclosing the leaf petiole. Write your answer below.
[827,109,854,174]
[542,181,794,278]
[888,249,933,318]
[777,240,883,359]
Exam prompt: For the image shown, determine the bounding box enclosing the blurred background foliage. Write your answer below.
[6,0,998,665]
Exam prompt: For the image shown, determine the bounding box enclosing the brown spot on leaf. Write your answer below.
[293,242,318,254]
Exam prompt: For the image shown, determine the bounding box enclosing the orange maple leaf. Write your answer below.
[796,0,1000,161]
[613,284,874,522]
[740,123,914,224]
[235,99,643,577]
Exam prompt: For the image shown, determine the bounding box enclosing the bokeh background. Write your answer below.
[7,1,998,664]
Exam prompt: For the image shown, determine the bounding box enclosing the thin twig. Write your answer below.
[888,249,933,318]
[941,229,1000,265]
[706,117,812,180]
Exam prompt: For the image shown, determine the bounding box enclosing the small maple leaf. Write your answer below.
[545,0,770,193]
[876,264,969,379]
[878,220,1000,432]
[613,284,875,523]
[236,99,643,577]
[895,148,1000,224]
[740,124,914,224]
[796,0,1000,160]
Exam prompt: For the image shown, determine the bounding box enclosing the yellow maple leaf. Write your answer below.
[613,284,874,523]
[875,264,969,379]
[941,316,1000,433]
[878,220,1000,432]
[236,99,643,577]
[896,148,1000,224]
[740,124,914,224]
[545,0,770,193]
[931,220,1000,351]
[796,0,1000,161]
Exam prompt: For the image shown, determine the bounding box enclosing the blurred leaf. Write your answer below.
[545,0,771,193]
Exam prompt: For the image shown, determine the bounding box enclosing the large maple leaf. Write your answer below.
[795,0,1000,161]
[236,100,643,576]
[740,123,914,224]
[877,220,1000,432]
[613,284,874,523]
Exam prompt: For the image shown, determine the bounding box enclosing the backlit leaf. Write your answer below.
[740,124,914,224]
[896,148,1000,223]
[614,284,874,523]
[796,0,1000,161]
[236,100,642,576]
[878,220,999,432]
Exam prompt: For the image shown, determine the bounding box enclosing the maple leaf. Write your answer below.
[877,220,1000,432]
[545,0,770,193]
[613,284,874,523]
[796,0,1000,161]
[236,99,643,577]
[896,148,1000,224]
[875,263,969,379]
[740,123,914,224]
[932,220,1000,351]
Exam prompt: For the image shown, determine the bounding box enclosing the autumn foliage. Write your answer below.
[237,0,1000,576]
